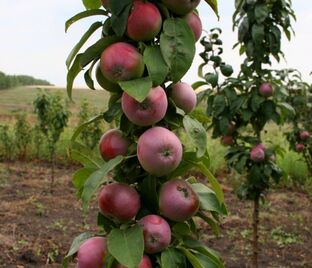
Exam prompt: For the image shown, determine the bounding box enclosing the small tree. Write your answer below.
[0,124,15,169]
[32,124,45,161]
[33,92,69,188]
[14,113,32,160]
[195,0,296,265]
[78,99,103,150]
[274,69,312,174]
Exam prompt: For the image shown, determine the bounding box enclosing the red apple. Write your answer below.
[170,82,197,114]
[98,183,140,222]
[250,145,265,162]
[259,83,273,97]
[127,1,162,41]
[138,215,171,254]
[161,0,200,16]
[99,129,130,161]
[96,64,122,92]
[221,135,234,146]
[100,42,144,83]
[121,86,168,126]
[184,11,202,42]
[299,130,310,141]
[295,143,305,152]
[137,127,183,176]
[159,179,199,222]
[114,255,152,268]
[255,143,266,151]
[77,237,107,268]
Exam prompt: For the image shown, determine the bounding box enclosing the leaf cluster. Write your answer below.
[233,0,295,74]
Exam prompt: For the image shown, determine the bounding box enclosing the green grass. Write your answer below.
[277,151,309,186]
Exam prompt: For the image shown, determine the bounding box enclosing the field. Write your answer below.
[0,162,311,267]
[0,86,311,267]
[0,86,110,125]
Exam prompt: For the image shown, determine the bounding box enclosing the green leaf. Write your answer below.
[73,167,97,191]
[250,94,265,112]
[65,9,108,32]
[118,77,152,103]
[278,102,296,117]
[183,116,207,158]
[160,18,195,82]
[66,21,102,69]
[197,212,220,235]
[71,114,104,142]
[111,4,132,37]
[191,161,225,207]
[103,103,122,123]
[195,253,221,268]
[192,81,207,90]
[82,0,101,10]
[64,232,93,260]
[204,0,219,19]
[109,0,132,15]
[212,95,226,116]
[69,142,104,169]
[79,36,120,68]
[219,117,230,135]
[255,3,269,24]
[178,247,204,268]
[172,222,192,237]
[252,24,264,45]
[183,239,224,268]
[238,17,249,42]
[161,248,187,268]
[103,254,116,268]
[143,46,169,86]
[67,54,83,100]
[84,59,98,90]
[107,225,144,268]
[191,183,226,214]
[81,156,124,209]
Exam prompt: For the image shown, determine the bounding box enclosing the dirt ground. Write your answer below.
[0,162,311,268]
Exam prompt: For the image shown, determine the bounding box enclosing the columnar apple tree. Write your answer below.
[63,0,227,267]
[194,0,295,267]
[273,69,312,174]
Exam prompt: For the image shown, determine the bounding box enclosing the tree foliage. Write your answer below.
[0,71,51,90]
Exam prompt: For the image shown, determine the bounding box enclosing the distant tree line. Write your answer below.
[0,71,52,89]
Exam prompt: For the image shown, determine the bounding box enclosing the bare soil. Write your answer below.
[0,162,311,268]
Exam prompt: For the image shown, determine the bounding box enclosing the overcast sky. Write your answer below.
[0,0,311,87]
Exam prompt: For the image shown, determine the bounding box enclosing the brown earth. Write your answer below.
[0,162,311,268]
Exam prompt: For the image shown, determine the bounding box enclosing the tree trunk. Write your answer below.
[50,147,55,193]
[252,196,260,268]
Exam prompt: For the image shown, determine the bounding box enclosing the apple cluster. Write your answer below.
[220,122,236,146]
[75,0,206,267]
[295,130,310,153]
